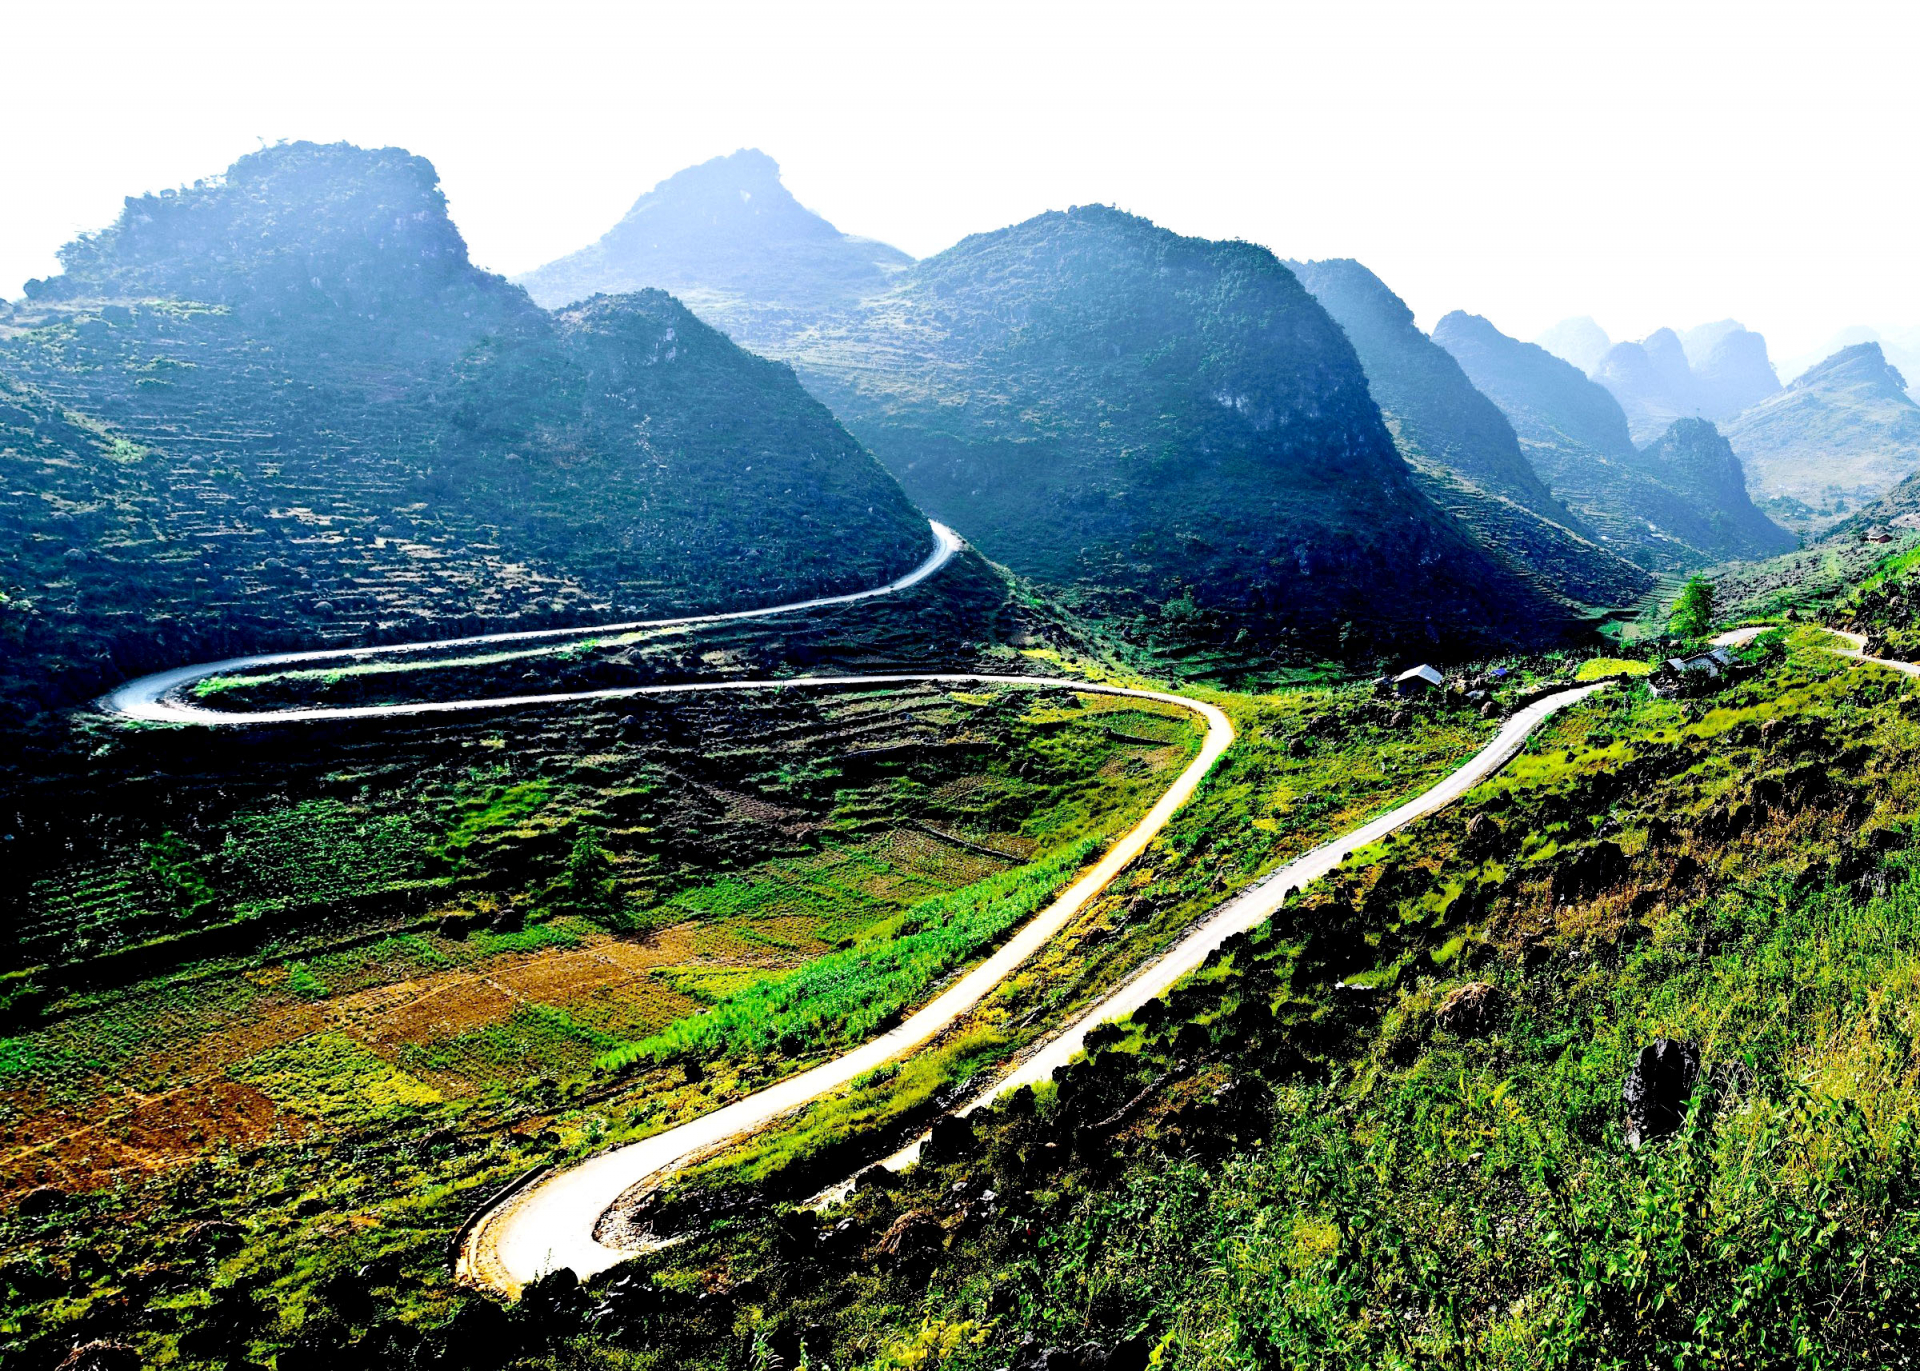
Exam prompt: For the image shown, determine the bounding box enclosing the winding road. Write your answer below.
[97,518,1609,1297]
[104,521,966,725]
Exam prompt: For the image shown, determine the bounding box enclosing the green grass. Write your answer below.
[1575,655,1653,680]
[231,1033,441,1127]
[597,837,1101,1070]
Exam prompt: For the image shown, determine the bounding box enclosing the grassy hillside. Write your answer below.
[1288,259,1649,610]
[0,545,1529,1368]
[1725,343,1920,535]
[784,207,1579,659]
[0,143,928,731]
[513,614,1920,1371]
[20,522,1920,1367]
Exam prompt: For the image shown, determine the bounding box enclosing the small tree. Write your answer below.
[1669,576,1716,640]
[561,827,623,925]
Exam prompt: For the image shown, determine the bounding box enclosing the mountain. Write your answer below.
[779,207,1579,657]
[1686,321,1782,418]
[1781,326,1920,391]
[1535,316,1612,374]
[0,142,930,722]
[1723,342,1920,534]
[514,149,911,350]
[1594,323,1780,442]
[1435,311,1793,567]
[1288,259,1649,608]
[1634,418,1797,561]
[1595,331,1697,444]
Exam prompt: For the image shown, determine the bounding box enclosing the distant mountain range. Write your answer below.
[780,207,1576,655]
[0,142,929,721]
[1435,312,1795,567]
[514,149,910,351]
[1590,323,1782,444]
[1780,326,1920,390]
[1724,342,1920,534]
[1287,260,1651,609]
[522,152,1581,655]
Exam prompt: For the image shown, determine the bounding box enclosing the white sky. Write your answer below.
[3,0,1915,362]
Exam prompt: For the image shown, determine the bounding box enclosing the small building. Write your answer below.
[1649,647,1738,697]
[1393,664,1445,696]
[1865,526,1895,544]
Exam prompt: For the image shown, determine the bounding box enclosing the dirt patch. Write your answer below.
[0,1079,301,1199]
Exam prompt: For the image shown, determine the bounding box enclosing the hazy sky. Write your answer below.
[4,1,1915,363]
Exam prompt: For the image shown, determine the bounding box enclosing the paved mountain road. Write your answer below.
[97,519,1608,1297]
[105,521,964,725]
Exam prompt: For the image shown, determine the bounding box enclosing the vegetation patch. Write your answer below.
[230,1033,441,1127]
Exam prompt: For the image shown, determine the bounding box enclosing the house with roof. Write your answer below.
[1393,664,1445,696]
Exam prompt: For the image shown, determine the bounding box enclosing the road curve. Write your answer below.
[1821,627,1920,677]
[101,521,964,724]
[95,522,1609,1300]
[811,680,1611,1200]
[459,678,1231,1293]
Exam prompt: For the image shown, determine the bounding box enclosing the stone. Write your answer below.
[870,1209,944,1265]
[1436,982,1503,1036]
[17,1186,64,1216]
[1622,1038,1701,1148]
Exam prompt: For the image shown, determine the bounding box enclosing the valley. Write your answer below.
[7,74,1920,1371]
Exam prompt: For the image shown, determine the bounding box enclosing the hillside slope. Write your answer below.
[0,142,929,723]
[1289,259,1648,608]
[513,149,911,349]
[1436,311,1794,569]
[784,207,1579,657]
[1724,342,1920,534]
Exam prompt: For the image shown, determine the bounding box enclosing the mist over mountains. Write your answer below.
[1435,311,1794,567]
[1286,259,1650,609]
[520,151,1583,654]
[1589,322,1782,444]
[514,149,910,350]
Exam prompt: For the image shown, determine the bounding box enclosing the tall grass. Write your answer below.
[594,837,1100,1072]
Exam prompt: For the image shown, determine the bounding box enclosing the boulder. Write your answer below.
[1622,1038,1701,1148]
[17,1186,64,1216]
[870,1209,944,1266]
[1436,982,1504,1036]
[922,1113,977,1164]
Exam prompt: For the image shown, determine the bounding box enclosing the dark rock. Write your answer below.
[1436,981,1504,1036]
[923,1113,977,1164]
[870,1209,944,1267]
[17,1185,64,1216]
[853,1165,895,1194]
[1552,840,1628,904]
[1622,1038,1701,1148]
[1464,812,1502,855]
